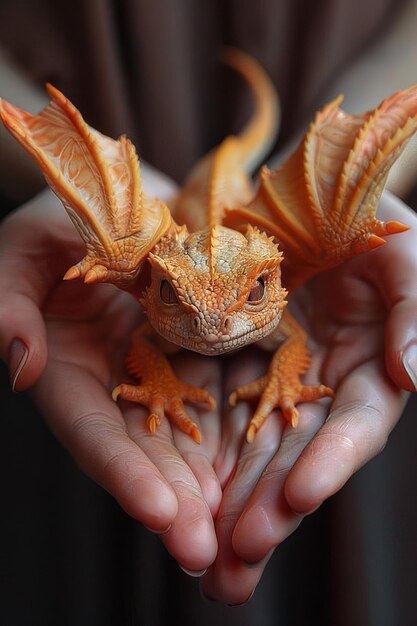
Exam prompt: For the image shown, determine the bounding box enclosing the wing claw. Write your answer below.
[382,220,410,234]
[63,266,81,281]
[361,234,386,252]
[84,265,109,284]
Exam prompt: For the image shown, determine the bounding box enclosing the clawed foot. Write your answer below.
[112,380,215,443]
[230,374,334,443]
[112,336,216,443]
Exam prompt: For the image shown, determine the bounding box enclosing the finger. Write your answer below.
[214,401,253,487]
[202,407,282,605]
[0,228,48,388]
[375,193,417,391]
[0,298,47,390]
[0,196,77,388]
[386,294,417,392]
[232,403,327,564]
[201,553,272,606]
[170,352,223,517]
[170,351,223,459]
[33,362,178,532]
[214,348,270,487]
[125,405,218,574]
[174,427,222,519]
[284,359,407,515]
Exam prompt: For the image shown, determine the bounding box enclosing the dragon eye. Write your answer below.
[160,280,178,304]
[247,276,265,303]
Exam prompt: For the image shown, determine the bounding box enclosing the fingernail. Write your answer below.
[403,344,417,390]
[144,524,172,535]
[243,548,275,569]
[179,565,207,578]
[8,339,29,391]
[290,503,321,516]
[227,590,255,607]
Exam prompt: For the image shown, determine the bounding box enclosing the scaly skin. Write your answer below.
[1,49,417,442]
[142,224,287,355]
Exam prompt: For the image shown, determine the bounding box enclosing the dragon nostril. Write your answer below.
[222,315,232,334]
[192,316,201,334]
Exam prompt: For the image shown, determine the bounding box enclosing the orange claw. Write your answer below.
[384,220,410,234]
[63,266,81,281]
[283,403,300,428]
[367,235,386,250]
[246,424,257,444]
[84,265,109,284]
[146,414,162,434]
[190,425,202,445]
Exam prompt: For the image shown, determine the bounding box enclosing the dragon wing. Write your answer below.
[0,85,171,286]
[224,86,417,291]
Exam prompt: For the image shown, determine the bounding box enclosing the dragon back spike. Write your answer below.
[208,224,220,277]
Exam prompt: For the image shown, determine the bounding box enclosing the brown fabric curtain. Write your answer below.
[0,2,416,624]
[0,0,404,181]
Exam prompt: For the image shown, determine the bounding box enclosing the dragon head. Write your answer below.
[141,224,287,355]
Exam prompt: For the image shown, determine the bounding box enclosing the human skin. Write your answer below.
[0,180,416,604]
[202,191,417,604]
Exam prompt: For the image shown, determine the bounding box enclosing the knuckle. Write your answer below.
[322,401,390,463]
[171,476,203,499]
[64,410,126,459]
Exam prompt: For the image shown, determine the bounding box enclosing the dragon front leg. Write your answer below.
[229,311,334,442]
[112,325,216,443]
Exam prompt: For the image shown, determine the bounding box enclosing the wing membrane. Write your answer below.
[225,87,417,290]
[0,85,171,285]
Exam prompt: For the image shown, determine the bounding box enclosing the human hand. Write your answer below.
[0,181,223,575]
[2,180,416,602]
[201,191,417,604]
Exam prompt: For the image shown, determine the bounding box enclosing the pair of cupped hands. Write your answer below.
[0,167,416,606]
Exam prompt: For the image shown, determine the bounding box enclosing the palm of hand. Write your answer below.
[34,271,227,574]
[1,191,415,605]
[0,194,229,578]
[203,235,409,603]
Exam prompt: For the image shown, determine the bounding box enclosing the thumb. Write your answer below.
[0,260,48,390]
[374,193,417,391]
[0,189,81,388]
[0,201,56,388]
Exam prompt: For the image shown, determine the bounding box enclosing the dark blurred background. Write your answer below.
[0,1,416,624]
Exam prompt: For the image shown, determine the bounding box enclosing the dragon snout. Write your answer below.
[221,315,233,334]
[191,313,233,345]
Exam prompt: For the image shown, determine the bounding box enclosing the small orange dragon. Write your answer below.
[1,50,416,444]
